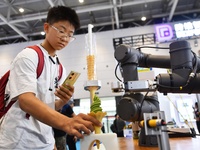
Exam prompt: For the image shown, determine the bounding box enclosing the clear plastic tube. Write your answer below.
[85,24,97,80]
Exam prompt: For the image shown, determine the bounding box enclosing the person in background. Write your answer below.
[110,114,118,134]
[193,102,200,134]
[0,6,101,150]
[111,114,126,137]
[115,115,126,137]
[101,122,105,133]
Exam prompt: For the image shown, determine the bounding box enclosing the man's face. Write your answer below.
[45,20,75,50]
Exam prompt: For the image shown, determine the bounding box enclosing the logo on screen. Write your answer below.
[155,24,173,42]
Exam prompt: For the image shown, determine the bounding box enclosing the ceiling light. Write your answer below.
[141,16,146,21]
[40,31,45,35]
[79,0,84,3]
[194,39,198,47]
[19,8,24,13]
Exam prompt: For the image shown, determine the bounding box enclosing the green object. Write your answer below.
[90,95,102,113]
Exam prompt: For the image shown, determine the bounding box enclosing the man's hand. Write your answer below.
[54,84,74,104]
[62,113,102,139]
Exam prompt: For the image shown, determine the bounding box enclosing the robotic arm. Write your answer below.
[114,40,199,148]
[114,40,200,122]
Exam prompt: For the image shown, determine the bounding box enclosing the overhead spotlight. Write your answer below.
[79,0,84,3]
[19,8,24,13]
[40,31,45,35]
[141,16,146,21]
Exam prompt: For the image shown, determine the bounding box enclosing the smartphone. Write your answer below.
[62,71,81,88]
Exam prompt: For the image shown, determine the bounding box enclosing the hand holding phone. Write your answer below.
[62,71,81,89]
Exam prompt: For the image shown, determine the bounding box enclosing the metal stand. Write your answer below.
[143,111,170,150]
[84,80,101,91]
[84,80,101,103]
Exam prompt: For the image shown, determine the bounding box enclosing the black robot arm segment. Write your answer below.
[114,44,171,82]
[114,40,200,94]
[156,41,200,94]
[117,93,160,122]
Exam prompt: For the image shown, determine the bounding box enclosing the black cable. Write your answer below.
[114,62,122,82]
[136,46,169,50]
[137,90,150,121]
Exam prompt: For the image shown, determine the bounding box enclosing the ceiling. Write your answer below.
[0,0,200,45]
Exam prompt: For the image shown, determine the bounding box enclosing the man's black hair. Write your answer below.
[47,6,80,30]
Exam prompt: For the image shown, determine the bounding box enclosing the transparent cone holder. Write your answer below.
[85,24,97,81]
[84,24,100,103]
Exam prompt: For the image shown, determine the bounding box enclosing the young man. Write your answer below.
[0,6,101,150]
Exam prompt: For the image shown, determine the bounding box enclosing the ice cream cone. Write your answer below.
[88,111,107,134]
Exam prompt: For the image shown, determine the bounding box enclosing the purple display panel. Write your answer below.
[155,24,173,42]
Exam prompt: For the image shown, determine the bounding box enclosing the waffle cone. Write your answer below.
[89,111,106,121]
[88,111,107,134]
[94,125,101,134]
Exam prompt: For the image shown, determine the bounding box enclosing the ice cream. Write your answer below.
[90,95,102,113]
[88,95,107,149]
[89,95,107,133]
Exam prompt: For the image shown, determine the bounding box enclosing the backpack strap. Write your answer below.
[0,71,10,98]
[0,71,10,114]
[28,45,63,80]
[28,45,44,79]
